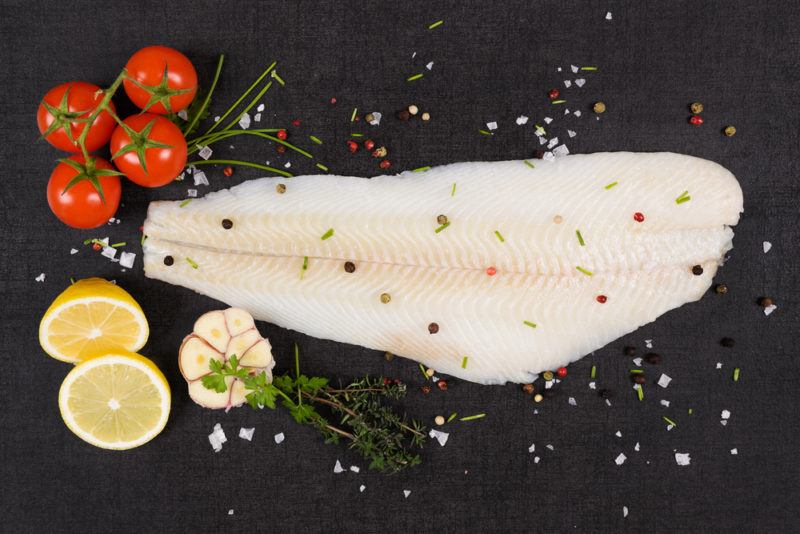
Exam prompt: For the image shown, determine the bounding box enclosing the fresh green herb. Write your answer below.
[200,61,276,138]
[688,408,694,415]
[185,257,198,269]
[300,256,308,279]
[419,363,429,380]
[459,413,486,422]
[461,356,469,369]
[350,133,363,137]
[604,181,618,190]
[350,107,358,122]
[576,230,585,246]
[478,129,492,136]
[316,163,329,172]
[140,234,147,246]
[451,182,457,196]
[428,20,444,29]
[202,354,426,472]
[179,199,193,208]
[320,228,335,241]
[676,190,691,204]
[412,166,431,172]
[636,385,644,401]
[580,66,598,71]
[494,230,505,243]
[110,242,126,248]
[69,277,76,284]
[551,99,567,104]
[590,365,597,379]
[576,266,593,276]
[447,413,457,423]
[663,416,677,427]
[733,368,740,382]
[523,320,537,329]
[535,124,546,135]
[435,222,451,233]
[182,55,224,135]
[270,70,285,86]
[629,369,644,374]
[523,160,535,169]
[309,135,323,145]
[186,159,293,178]
[407,73,424,82]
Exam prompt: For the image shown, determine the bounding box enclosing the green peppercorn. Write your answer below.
[276,183,286,194]
[690,102,704,114]
[593,101,606,114]
[437,214,448,225]
[380,292,391,303]
[543,370,554,381]
[724,125,736,137]
[715,283,728,294]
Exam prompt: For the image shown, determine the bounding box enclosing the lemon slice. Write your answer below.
[58,351,170,450]
[39,278,149,363]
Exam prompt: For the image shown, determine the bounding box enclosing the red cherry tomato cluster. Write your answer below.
[37,45,197,228]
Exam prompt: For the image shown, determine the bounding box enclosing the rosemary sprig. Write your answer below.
[202,353,426,473]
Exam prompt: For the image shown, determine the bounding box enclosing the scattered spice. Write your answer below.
[380,292,391,304]
[553,215,563,224]
[179,199,193,208]
[486,266,497,276]
[451,183,457,196]
[720,337,735,348]
[364,113,375,124]
[523,160,535,169]
[437,379,447,391]
[548,88,560,100]
[300,256,309,278]
[690,102,704,114]
[636,385,644,401]
[434,222,450,233]
[276,183,286,194]
[428,322,439,334]
[494,230,505,243]
[459,413,485,422]
[425,367,435,377]
[576,229,586,246]
[644,353,662,364]
[689,116,704,126]
[604,181,618,190]
[434,415,445,425]
[185,257,199,269]
[596,295,608,303]
[551,99,567,105]
[408,104,419,115]
[534,394,543,403]
[428,19,444,29]
[316,163,329,172]
[692,265,704,276]
[379,160,391,170]
[556,367,567,378]
[163,255,174,266]
[421,385,431,394]
[523,320,537,329]
[344,261,356,273]
[320,228,335,241]
[576,266,593,276]
[412,166,431,172]
[461,356,468,368]
[276,129,287,140]
[675,190,691,204]
[633,212,645,222]
[593,101,606,114]
[92,242,102,251]
[724,125,737,137]
[347,140,359,153]
[364,139,375,151]
[350,107,358,122]
[385,352,394,362]
[542,371,554,381]
[221,218,233,229]
[421,112,430,121]
[437,214,449,225]
[407,73,424,82]
[223,166,234,177]
[733,368,740,382]
[373,146,388,158]
[663,416,678,427]
[715,283,729,294]
[478,129,492,136]
[276,145,286,154]
[521,383,534,395]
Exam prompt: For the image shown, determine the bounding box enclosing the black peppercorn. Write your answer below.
[715,283,728,294]
[163,255,174,266]
[428,322,439,334]
[632,374,646,385]
[344,261,356,273]
[692,265,704,276]
[720,337,735,348]
[221,219,233,229]
[624,346,636,357]
[644,352,662,365]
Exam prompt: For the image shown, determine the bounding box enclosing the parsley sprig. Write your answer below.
[201,346,426,473]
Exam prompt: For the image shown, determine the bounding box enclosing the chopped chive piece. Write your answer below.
[350,133,363,137]
[576,266,593,276]
[460,413,486,422]
[675,190,691,204]
[576,230,585,246]
[535,124,546,135]
[83,238,92,245]
[419,363,429,380]
[523,320,537,329]
[309,135,322,145]
[629,369,644,374]
[350,107,358,122]
[320,228,334,241]
[663,416,677,427]
[428,20,444,29]
[523,159,535,169]
[185,257,198,269]
[461,356,468,369]
[110,242,126,248]
[270,70,285,86]
[451,182,457,196]
[590,365,597,379]
[179,199,193,208]
[447,412,457,423]
[315,163,329,172]
[636,385,644,401]
[733,368,740,382]
[551,99,567,104]
[300,255,308,279]
[604,181,618,190]
[140,234,147,246]
[407,73,424,82]
[412,166,431,172]
[688,408,694,415]
[435,222,450,233]
[494,230,505,243]
[478,129,492,136]
[69,277,75,285]
[580,66,598,71]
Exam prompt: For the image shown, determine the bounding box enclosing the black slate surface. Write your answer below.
[2,1,799,532]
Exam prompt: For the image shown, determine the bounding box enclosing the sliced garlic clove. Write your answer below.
[226,329,260,362]
[229,378,248,407]
[224,307,255,337]
[193,310,230,353]
[188,377,235,409]
[179,335,224,381]
[239,339,274,370]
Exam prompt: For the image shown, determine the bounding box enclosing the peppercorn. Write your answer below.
[276,183,286,194]
[533,393,543,402]
[486,266,497,276]
[556,367,567,378]
[692,265,704,276]
[397,109,411,121]
[633,212,645,222]
[292,119,302,127]
[421,112,430,121]
[522,383,534,394]
[644,352,662,365]
[383,377,392,386]
[276,129,287,141]
[533,149,546,159]
[759,296,773,308]
[624,346,636,357]
[364,139,375,151]
[344,261,356,273]
[593,101,606,114]
[329,97,337,104]
[408,104,419,115]
[715,283,729,294]
[276,145,286,154]
[379,159,391,170]
[632,374,646,385]
[689,116,704,126]
[163,255,174,266]
[372,146,388,158]
[223,166,234,177]
[437,379,447,391]
[690,102,704,114]
[542,371,554,381]
[364,113,375,123]
[720,337,735,348]
[92,242,102,251]
[421,385,431,394]
[548,88,560,100]
[435,415,445,426]
[380,292,391,303]
[347,140,359,153]
[437,214,448,225]
[596,295,608,303]
[221,218,233,230]
[428,322,439,334]
[598,388,614,399]
[384,351,394,362]
[724,125,737,137]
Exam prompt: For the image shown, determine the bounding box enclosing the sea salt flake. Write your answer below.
[426,61,434,70]
[238,112,251,129]
[563,80,572,88]
[547,137,559,149]
[606,399,612,406]
[70,248,78,255]
[208,423,227,452]
[403,490,411,498]
[546,444,554,451]
[763,241,772,253]
[545,380,553,389]
[254,113,262,122]
[606,11,613,20]
[623,506,628,517]
[187,189,198,197]
[515,115,529,125]
[645,339,653,348]
[528,443,536,453]
[176,109,188,120]
[634,442,640,452]
[557,67,562,72]
[667,424,675,431]
[731,448,738,455]
[632,357,642,366]
[284,162,291,169]
[333,460,344,473]
[350,466,360,473]
[675,452,691,466]
[568,130,577,138]
[544,117,553,124]
[119,252,136,269]
[568,396,577,406]
[589,381,596,389]
[534,456,541,464]
[35,273,46,282]
[176,172,185,181]
[257,104,265,112]
[615,431,622,438]
[193,171,209,186]
[564,108,570,115]
[228,509,234,516]
[574,110,582,117]
[615,453,627,465]
[274,432,285,444]
[720,420,728,426]
[368,112,382,125]
[101,246,117,260]
[764,304,777,316]
[429,429,449,447]
[571,64,579,73]
[660,400,670,407]
[486,121,498,130]
[198,145,213,160]
[721,410,731,420]
[575,78,586,88]
[716,362,723,369]
[213,116,220,122]
[411,51,417,59]
[658,374,672,388]
[553,145,570,157]
[543,151,555,162]
[359,485,366,492]
[239,427,255,441]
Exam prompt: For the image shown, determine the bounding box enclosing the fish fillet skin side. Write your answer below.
[143,152,743,384]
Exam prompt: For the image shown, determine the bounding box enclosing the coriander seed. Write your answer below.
[276,183,286,194]
[380,292,391,303]
[435,415,445,425]
[437,214,448,225]
[533,393,543,403]
[724,125,737,137]
[690,102,704,114]
[408,104,419,115]
[715,283,728,294]
[421,112,430,121]
[593,101,606,114]
[543,370,554,381]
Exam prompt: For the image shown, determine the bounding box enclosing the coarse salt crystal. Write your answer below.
[571,65,579,73]
[119,252,136,269]
[333,460,344,473]
[658,374,672,388]
[716,362,723,369]
[254,113,262,122]
[368,112,382,125]
[403,490,411,498]
[547,137,559,149]
[634,442,640,452]
[543,151,555,162]
[274,432,285,444]
[557,67,562,72]
[568,396,577,406]
[568,130,576,138]
[411,51,417,59]
[209,423,227,452]
[70,248,78,255]
[615,453,627,465]
[632,357,642,366]
[429,429,449,447]
[239,427,255,441]
[606,11,613,20]
[574,78,586,88]
[589,381,596,389]
[564,108,570,115]
[350,466,360,473]
[660,400,670,407]
[721,410,731,420]
[515,115,529,125]
[546,444,554,451]
[426,61,434,70]
[538,136,548,145]
[101,246,117,260]
[544,117,553,124]
[238,112,251,130]
[359,485,366,492]
[731,448,738,455]
[528,443,536,453]
[606,399,612,406]
[194,171,209,186]
[228,509,234,516]
[187,189,197,197]
[615,431,622,437]
[486,121,498,130]
[623,506,628,517]
[284,162,291,169]
[545,380,553,389]
[675,452,691,466]
[645,339,653,348]
[574,110,582,117]
[257,103,265,112]
[720,420,728,426]
[35,273,46,282]
[764,304,777,316]
[213,116,220,122]
[563,80,572,88]
[763,241,772,253]
[553,145,570,157]
[176,172,185,181]
[198,145,213,160]
[534,456,541,464]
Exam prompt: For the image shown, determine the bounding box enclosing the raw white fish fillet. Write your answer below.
[143,153,743,384]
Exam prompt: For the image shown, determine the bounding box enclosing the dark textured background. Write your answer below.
[2,1,799,532]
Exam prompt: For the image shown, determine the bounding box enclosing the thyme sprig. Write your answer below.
[201,350,426,473]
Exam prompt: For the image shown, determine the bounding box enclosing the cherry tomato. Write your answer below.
[47,156,121,229]
[37,82,116,152]
[110,113,188,187]
[123,46,197,114]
